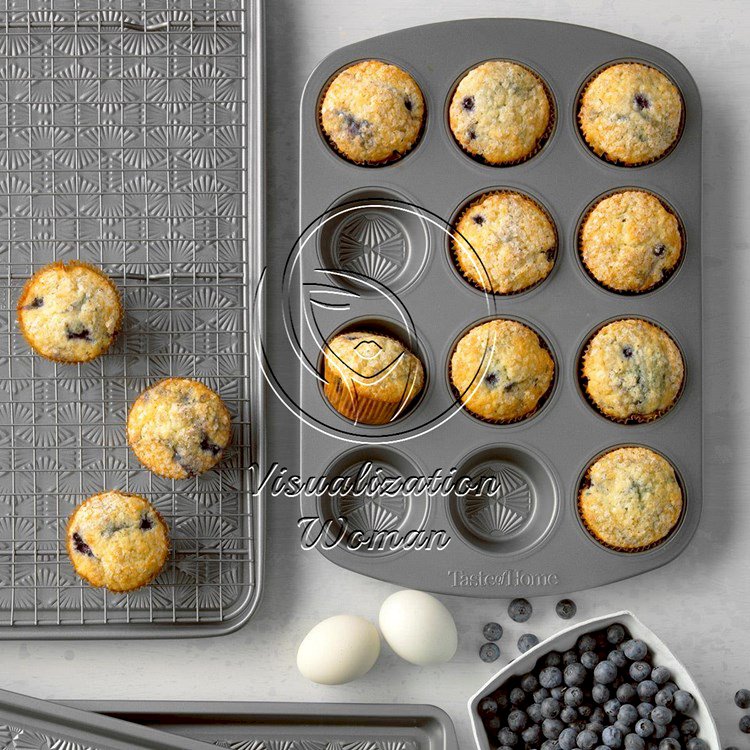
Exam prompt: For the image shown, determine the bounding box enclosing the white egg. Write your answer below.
[297,614,380,685]
[379,589,458,666]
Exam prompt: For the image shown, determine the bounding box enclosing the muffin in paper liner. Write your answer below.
[322,330,425,425]
[452,190,557,295]
[580,318,685,424]
[577,446,684,553]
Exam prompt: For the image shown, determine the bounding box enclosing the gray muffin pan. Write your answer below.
[298,19,702,596]
[72,700,459,749]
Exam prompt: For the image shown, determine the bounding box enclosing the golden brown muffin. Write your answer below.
[580,190,682,293]
[127,378,232,479]
[582,319,684,422]
[449,60,551,165]
[450,319,554,423]
[67,491,169,592]
[320,60,425,164]
[579,447,683,550]
[17,261,122,363]
[453,191,556,293]
[323,331,425,425]
[578,62,683,165]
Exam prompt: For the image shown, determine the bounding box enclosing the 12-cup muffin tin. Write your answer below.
[298,19,701,596]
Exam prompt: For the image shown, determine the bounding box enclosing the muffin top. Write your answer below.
[454,192,556,293]
[450,319,554,422]
[582,319,684,422]
[578,62,683,165]
[67,491,169,592]
[580,190,682,293]
[579,447,683,550]
[449,60,551,164]
[127,378,232,480]
[324,331,424,406]
[320,60,425,164]
[17,261,122,363]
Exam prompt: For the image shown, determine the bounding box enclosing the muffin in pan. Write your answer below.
[578,62,683,165]
[453,191,556,294]
[578,446,683,551]
[450,318,554,423]
[579,190,683,293]
[448,60,552,165]
[127,378,232,480]
[67,491,170,593]
[582,318,684,423]
[323,330,425,425]
[17,261,122,363]
[319,60,425,165]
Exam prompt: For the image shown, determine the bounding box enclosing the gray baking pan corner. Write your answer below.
[71,700,459,750]
[298,19,702,596]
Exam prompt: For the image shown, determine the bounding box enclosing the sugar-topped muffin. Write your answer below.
[449,60,551,165]
[453,191,556,293]
[579,447,683,550]
[320,60,425,165]
[17,261,122,363]
[67,491,169,592]
[580,190,682,293]
[323,331,425,425]
[582,319,684,422]
[127,378,232,479]
[450,319,554,423]
[578,62,683,165]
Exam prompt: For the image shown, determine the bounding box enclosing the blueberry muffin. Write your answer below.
[580,190,682,293]
[449,60,551,165]
[67,491,169,592]
[127,378,232,479]
[453,191,556,293]
[582,319,684,422]
[323,331,425,425]
[450,319,554,423]
[320,60,425,164]
[17,261,122,363]
[578,62,683,165]
[579,447,683,550]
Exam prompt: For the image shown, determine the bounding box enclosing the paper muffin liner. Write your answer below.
[448,60,556,167]
[317,61,426,167]
[17,260,124,364]
[447,318,556,425]
[578,317,686,425]
[451,189,558,295]
[577,447,685,554]
[576,61,686,167]
[66,491,171,593]
[577,188,686,295]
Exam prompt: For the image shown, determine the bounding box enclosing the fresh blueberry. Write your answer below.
[591,708,608,726]
[624,734,645,750]
[577,729,599,750]
[657,741,679,750]
[497,746,514,750]
[556,599,577,619]
[622,640,648,661]
[587,722,606,736]
[679,718,698,737]
[540,666,564,689]
[494,690,510,709]
[578,634,597,653]
[565,663,587,687]
[542,741,561,750]
[614,721,630,735]
[528,703,544,724]
[543,718,565,740]
[617,684,638,704]
[604,699,622,720]
[479,698,498,717]
[618,704,639,727]
[740,715,750,734]
[686,740,709,750]
[581,651,600,670]
[483,621,503,641]
[561,706,579,724]
[652,723,667,740]
[508,709,528,732]
[637,703,655,719]
[535,687,552,704]
[602,726,623,749]
[630,662,651,682]
[654,690,673,708]
[665,725,680,741]
[594,660,618,684]
[563,650,580,666]
[664,683,679,695]
[546,651,564,667]
[521,673,539,692]
[578,705,593,719]
[607,624,626,645]
[565,688,585,708]
[672,690,695,714]
[559,727,578,750]
[610,650,628,669]
[650,706,672,726]
[542,697,563,719]
[485,716,501,732]
[519,633,540,653]
[736,689,750,709]
[650,666,670,686]
[635,719,654,738]
[497,727,518,747]
[510,687,527,706]
[479,642,500,662]
[552,686,565,701]
[522,724,543,747]
[508,598,533,622]
[638,681,658,700]
[592,684,611,704]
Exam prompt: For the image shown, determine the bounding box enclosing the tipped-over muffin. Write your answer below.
[579,447,683,550]
[579,190,682,293]
[17,261,122,363]
[320,60,425,165]
[323,331,425,425]
[453,191,556,293]
[449,60,551,165]
[127,378,232,479]
[578,62,683,165]
[67,491,169,592]
[450,319,554,423]
[582,319,684,422]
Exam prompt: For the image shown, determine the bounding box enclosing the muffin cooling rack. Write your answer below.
[298,19,702,596]
[0,0,265,637]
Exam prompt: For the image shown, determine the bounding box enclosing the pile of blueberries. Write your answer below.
[477,624,708,750]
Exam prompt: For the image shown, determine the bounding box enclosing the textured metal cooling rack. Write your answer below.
[0,0,265,637]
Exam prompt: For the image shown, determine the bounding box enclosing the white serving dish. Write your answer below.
[468,611,719,750]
